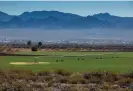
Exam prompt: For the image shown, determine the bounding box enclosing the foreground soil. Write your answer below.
[0,69,133,91]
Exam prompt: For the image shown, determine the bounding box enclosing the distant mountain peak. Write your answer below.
[93,12,111,17]
[0,11,13,21]
[0,11,8,15]
[100,12,110,15]
[19,10,81,21]
[21,11,30,15]
[21,10,61,15]
[0,10,133,29]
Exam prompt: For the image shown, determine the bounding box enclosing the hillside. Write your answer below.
[0,11,133,29]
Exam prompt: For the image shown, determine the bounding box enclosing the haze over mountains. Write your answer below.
[0,10,133,41]
[0,10,133,29]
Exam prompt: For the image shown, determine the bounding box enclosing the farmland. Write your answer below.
[0,51,133,72]
[1,51,133,90]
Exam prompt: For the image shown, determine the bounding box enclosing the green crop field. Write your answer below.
[0,52,133,72]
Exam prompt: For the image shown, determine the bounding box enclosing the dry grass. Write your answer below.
[0,69,133,91]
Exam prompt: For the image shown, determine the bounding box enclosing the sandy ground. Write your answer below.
[12,48,61,52]
[10,62,50,65]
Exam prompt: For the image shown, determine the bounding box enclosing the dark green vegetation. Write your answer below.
[0,69,133,91]
[0,52,133,72]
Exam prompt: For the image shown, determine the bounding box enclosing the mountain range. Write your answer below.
[0,10,133,29]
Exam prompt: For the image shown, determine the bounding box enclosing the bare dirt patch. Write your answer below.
[9,62,50,65]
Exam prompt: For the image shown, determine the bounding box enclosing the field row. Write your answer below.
[0,52,133,72]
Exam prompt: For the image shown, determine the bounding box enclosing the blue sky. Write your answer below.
[0,1,133,17]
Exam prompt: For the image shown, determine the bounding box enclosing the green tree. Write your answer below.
[31,46,38,51]
[38,42,42,48]
[27,40,32,48]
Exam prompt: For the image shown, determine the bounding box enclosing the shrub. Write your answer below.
[38,70,51,76]
[44,76,53,81]
[54,69,71,76]
[69,87,79,91]
[59,77,68,83]
[89,76,102,84]
[104,72,120,82]
[0,75,5,84]
[31,46,38,51]
[103,82,110,90]
[83,72,103,80]
[47,80,54,87]
[25,75,37,82]
[83,73,91,79]
[124,71,133,78]
[117,78,133,86]
[1,69,133,90]
[12,81,29,91]
[69,74,87,84]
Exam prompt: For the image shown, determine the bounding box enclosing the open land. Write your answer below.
[0,51,133,72]
[1,50,133,90]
